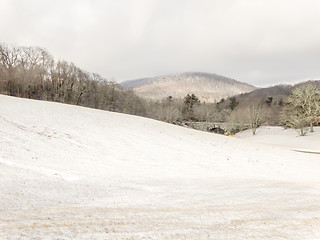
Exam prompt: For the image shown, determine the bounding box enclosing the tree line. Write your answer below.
[0,43,230,124]
[223,82,320,135]
[0,43,145,116]
[1,43,319,136]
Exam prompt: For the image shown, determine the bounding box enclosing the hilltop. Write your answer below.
[120,72,256,102]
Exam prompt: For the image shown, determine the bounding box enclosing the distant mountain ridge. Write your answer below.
[120,72,256,102]
[232,80,320,105]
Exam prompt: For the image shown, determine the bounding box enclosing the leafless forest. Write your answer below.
[1,43,319,135]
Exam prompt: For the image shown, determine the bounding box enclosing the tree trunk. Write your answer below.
[300,128,306,136]
[310,122,314,132]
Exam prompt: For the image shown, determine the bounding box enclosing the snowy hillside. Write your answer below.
[1,94,320,239]
[120,72,256,102]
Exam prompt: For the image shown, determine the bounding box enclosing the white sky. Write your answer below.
[1,0,320,86]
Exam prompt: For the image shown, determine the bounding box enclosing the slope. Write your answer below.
[120,72,256,102]
[0,95,320,239]
[231,80,320,106]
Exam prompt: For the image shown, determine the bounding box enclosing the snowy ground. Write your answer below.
[0,94,320,239]
[235,126,320,152]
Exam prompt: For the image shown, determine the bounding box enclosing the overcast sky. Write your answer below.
[1,0,320,86]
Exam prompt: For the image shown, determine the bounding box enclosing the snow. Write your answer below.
[0,94,320,239]
[235,126,320,151]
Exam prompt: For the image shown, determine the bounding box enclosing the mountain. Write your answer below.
[237,84,293,104]
[120,72,256,102]
[232,80,320,106]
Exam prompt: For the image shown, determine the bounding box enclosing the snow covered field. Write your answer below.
[0,94,320,239]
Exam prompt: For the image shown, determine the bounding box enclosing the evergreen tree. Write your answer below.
[183,94,200,120]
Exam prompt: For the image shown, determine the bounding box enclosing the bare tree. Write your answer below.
[157,97,182,123]
[280,83,320,136]
[225,108,247,135]
[248,105,264,135]
[0,43,21,95]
